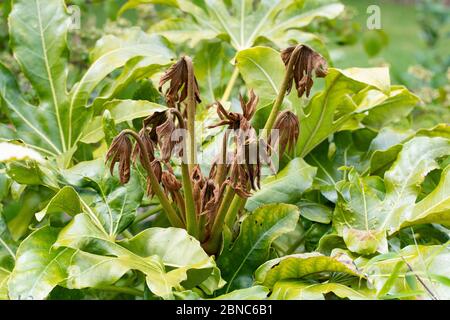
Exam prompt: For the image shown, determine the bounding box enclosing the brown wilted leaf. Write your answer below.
[161,170,182,195]
[271,110,300,156]
[106,133,133,184]
[132,128,155,164]
[209,90,263,198]
[156,117,177,162]
[146,159,162,199]
[281,45,328,98]
[159,56,201,108]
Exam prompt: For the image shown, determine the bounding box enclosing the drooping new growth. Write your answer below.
[106,44,326,254]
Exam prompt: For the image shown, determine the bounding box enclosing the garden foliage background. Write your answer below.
[0,0,449,300]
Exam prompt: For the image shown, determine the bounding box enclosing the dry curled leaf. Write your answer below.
[159,56,201,108]
[146,159,162,198]
[270,110,300,156]
[106,133,132,184]
[132,128,155,164]
[161,170,182,194]
[282,45,328,98]
[156,117,177,162]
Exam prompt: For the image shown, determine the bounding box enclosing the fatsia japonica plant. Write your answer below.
[0,0,449,301]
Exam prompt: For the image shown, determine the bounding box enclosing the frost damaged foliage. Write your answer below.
[2,0,449,302]
[281,44,328,98]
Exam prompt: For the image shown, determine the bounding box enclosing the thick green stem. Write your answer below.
[171,109,199,238]
[122,130,184,228]
[203,186,235,254]
[184,56,197,172]
[224,195,245,229]
[214,130,229,186]
[181,164,199,238]
[263,44,303,134]
[221,66,240,102]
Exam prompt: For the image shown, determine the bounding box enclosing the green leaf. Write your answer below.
[0,266,9,300]
[35,186,82,222]
[61,159,144,236]
[7,0,70,154]
[150,18,218,48]
[363,244,450,299]
[0,61,62,157]
[120,228,224,294]
[89,29,173,111]
[333,169,388,255]
[260,3,344,49]
[0,214,15,300]
[403,165,450,229]
[246,158,316,212]
[236,46,294,109]
[55,214,222,299]
[365,127,413,175]
[333,137,450,255]
[213,286,269,300]
[382,137,450,232]
[102,110,117,146]
[8,226,74,300]
[5,187,53,241]
[217,204,299,293]
[81,100,168,144]
[118,0,178,16]
[255,251,361,289]
[1,3,173,163]
[297,201,332,224]
[296,68,391,158]
[193,41,231,102]
[306,131,368,203]
[139,0,343,51]
[269,281,372,300]
[360,86,420,130]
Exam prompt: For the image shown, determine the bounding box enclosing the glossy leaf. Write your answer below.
[246,158,316,212]
[61,159,144,236]
[1,3,173,163]
[363,244,450,299]
[137,0,343,51]
[81,100,168,144]
[236,46,297,109]
[269,281,372,300]
[403,165,450,229]
[55,214,223,299]
[334,137,450,255]
[296,68,391,158]
[255,251,361,288]
[213,286,269,300]
[217,204,299,293]
[35,186,82,222]
[8,226,74,300]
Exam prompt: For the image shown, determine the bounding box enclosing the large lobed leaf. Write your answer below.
[0,1,173,165]
[8,214,223,300]
[362,244,450,299]
[136,0,344,51]
[333,136,450,255]
[246,157,316,211]
[255,251,361,288]
[217,203,299,293]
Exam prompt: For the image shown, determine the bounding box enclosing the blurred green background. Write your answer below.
[335,0,448,81]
